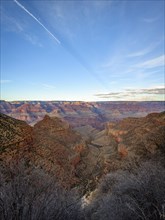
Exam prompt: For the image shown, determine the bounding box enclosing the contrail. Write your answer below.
[14,0,108,89]
[14,0,61,44]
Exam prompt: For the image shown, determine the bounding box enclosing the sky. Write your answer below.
[0,0,165,101]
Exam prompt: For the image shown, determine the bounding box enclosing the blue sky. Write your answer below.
[1,0,164,101]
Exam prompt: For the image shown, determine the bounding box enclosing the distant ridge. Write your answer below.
[0,100,164,128]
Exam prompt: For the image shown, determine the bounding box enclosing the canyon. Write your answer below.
[0,101,164,129]
[1,109,165,191]
[1,105,165,219]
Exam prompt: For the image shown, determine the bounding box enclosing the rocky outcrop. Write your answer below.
[0,113,33,162]
[106,111,165,156]
[0,113,32,148]
[32,115,86,187]
[0,113,86,188]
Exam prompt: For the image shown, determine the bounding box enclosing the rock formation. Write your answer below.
[0,111,165,191]
[32,115,86,188]
[0,113,33,162]
[0,113,86,188]
[75,111,165,191]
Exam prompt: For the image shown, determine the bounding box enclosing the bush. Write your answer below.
[1,160,164,220]
[85,161,165,220]
[0,160,82,220]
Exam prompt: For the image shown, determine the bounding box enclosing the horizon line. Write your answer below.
[0,99,164,103]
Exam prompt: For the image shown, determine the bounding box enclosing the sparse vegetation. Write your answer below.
[84,161,165,220]
[0,161,82,220]
[0,160,165,220]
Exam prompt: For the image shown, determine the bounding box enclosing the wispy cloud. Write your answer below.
[126,44,159,58]
[24,33,42,47]
[142,16,160,23]
[125,87,165,95]
[0,80,12,84]
[1,11,24,33]
[94,86,165,100]
[95,92,121,97]
[133,55,165,69]
[41,84,56,89]
[2,7,42,47]
[14,0,61,44]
